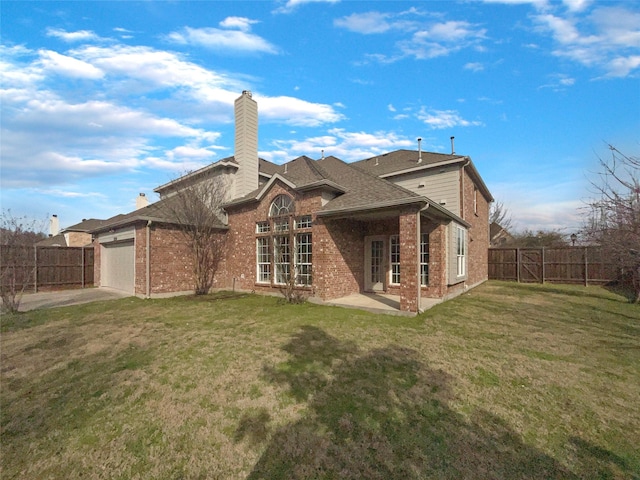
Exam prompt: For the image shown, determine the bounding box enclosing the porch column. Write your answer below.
[399,208,420,312]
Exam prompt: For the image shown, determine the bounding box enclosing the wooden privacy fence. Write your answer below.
[0,245,94,292]
[488,247,617,285]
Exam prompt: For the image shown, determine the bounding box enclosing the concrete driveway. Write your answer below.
[15,288,130,312]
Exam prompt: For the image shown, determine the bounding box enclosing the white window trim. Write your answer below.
[389,234,400,285]
[456,226,466,278]
[420,233,429,286]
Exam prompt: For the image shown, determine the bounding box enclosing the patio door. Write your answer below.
[365,236,385,292]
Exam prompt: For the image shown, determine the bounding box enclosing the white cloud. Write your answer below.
[46,28,102,42]
[258,95,345,127]
[38,50,104,79]
[534,6,640,77]
[167,26,278,54]
[417,108,484,129]
[334,12,392,34]
[562,0,591,12]
[219,16,259,32]
[265,128,414,163]
[464,62,485,72]
[274,0,339,14]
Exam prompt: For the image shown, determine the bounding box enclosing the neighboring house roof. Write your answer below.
[36,234,67,247]
[490,222,513,246]
[353,149,494,202]
[91,194,228,234]
[36,218,106,247]
[64,218,106,232]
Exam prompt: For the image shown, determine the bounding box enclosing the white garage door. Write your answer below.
[101,240,135,294]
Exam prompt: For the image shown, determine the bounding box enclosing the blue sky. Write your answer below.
[1,0,639,235]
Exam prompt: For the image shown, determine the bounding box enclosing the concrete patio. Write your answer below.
[311,292,442,316]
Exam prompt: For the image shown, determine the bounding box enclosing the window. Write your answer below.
[390,235,400,284]
[256,238,271,283]
[269,195,294,217]
[296,215,312,229]
[274,235,291,284]
[296,233,312,286]
[257,195,312,287]
[274,218,289,232]
[456,226,466,277]
[420,233,429,286]
[473,187,478,215]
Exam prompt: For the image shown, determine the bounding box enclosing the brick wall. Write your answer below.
[461,167,490,287]
[66,231,92,247]
[399,208,419,312]
[222,181,323,295]
[314,217,365,300]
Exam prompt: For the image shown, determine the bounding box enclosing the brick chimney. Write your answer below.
[234,90,258,197]
[50,214,60,236]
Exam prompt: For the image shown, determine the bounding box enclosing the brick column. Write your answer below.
[399,208,419,312]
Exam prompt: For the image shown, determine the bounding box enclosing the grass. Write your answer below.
[1,281,638,479]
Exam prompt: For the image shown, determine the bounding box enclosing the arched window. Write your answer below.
[269,195,294,217]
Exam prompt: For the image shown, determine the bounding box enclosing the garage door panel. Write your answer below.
[102,240,135,293]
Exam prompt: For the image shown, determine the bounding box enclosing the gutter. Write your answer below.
[316,197,427,218]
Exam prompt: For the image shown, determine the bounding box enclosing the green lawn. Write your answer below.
[1,282,638,479]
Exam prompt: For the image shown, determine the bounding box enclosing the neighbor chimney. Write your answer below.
[50,214,59,236]
[136,192,149,210]
[234,91,259,197]
[417,137,423,163]
[450,136,455,154]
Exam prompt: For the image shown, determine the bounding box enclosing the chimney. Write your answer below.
[450,136,455,154]
[234,90,259,197]
[136,192,149,210]
[417,137,423,163]
[50,214,59,236]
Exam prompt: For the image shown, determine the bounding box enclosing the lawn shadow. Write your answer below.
[241,325,580,479]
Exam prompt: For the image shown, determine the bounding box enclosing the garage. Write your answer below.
[101,239,135,294]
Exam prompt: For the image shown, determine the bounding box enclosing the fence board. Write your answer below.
[1,245,94,291]
[489,246,615,285]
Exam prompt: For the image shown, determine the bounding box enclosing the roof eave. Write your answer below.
[317,197,427,218]
[377,156,466,179]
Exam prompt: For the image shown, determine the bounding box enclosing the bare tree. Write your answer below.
[583,144,640,303]
[1,210,46,313]
[490,200,513,231]
[162,174,228,295]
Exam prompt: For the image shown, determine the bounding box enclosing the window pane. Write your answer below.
[420,233,429,286]
[269,195,294,217]
[274,236,291,284]
[296,233,312,286]
[256,237,271,283]
[390,235,400,284]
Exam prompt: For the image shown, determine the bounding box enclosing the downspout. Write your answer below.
[146,220,152,298]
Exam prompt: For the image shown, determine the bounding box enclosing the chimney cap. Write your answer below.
[242,90,252,98]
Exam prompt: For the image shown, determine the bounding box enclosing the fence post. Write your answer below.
[81,246,85,289]
[33,246,38,293]
[584,246,588,287]
[541,247,545,284]
[516,248,521,283]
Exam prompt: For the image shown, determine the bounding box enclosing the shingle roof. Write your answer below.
[64,218,106,232]
[154,156,279,194]
[91,195,227,233]
[36,234,67,247]
[315,156,425,214]
[353,150,463,177]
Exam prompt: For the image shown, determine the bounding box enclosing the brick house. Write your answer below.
[92,91,493,313]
